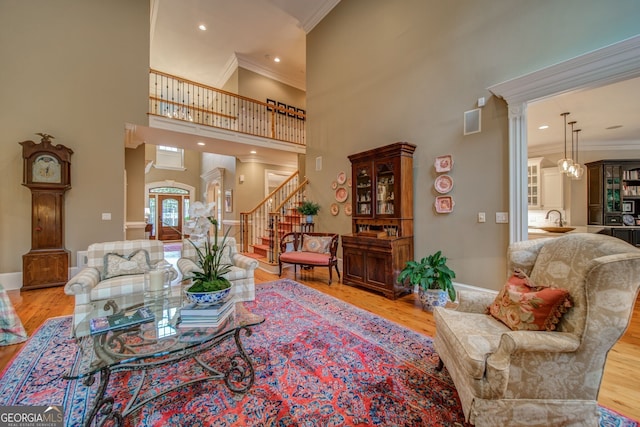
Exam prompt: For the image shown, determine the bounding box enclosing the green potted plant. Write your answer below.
[183,201,233,305]
[397,250,456,311]
[296,200,321,223]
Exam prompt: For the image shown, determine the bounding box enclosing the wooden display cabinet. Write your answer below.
[342,142,416,299]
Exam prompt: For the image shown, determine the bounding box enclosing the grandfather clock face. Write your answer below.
[32,154,62,184]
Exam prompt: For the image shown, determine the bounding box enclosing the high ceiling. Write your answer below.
[140,0,639,163]
[136,0,341,165]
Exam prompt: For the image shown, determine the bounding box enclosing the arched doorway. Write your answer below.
[145,181,196,241]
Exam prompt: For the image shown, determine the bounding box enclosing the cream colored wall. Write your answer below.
[235,162,296,214]
[306,0,640,290]
[144,145,202,194]
[125,145,146,240]
[238,68,305,109]
[0,0,149,276]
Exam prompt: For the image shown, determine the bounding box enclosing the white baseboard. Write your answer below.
[0,272,23,291]
[453,281,498,295]
[0,268,82,291]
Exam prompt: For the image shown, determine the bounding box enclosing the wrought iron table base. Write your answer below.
[81,327,255,427]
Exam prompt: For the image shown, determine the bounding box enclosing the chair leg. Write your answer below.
[435,357,444,371]
[334,264,341,281]
[278,261,282,277]
[328,265,332,285]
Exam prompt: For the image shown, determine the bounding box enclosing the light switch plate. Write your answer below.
[478,212,486,223]
[102,213,112,221]
[496,212,509,223]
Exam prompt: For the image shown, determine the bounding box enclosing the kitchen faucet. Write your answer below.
[545,209,565,227]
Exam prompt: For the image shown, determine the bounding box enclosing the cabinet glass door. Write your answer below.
[354,163,373,216]
[605,164,622,213]
[527,162,539,207]
[375,160,396,216]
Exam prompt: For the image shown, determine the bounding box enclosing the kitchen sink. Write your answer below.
[538,227,575,233]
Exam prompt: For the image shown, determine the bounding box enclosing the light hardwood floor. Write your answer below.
[1,268,638,421]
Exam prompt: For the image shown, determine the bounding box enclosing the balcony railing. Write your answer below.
[148,69,305,146]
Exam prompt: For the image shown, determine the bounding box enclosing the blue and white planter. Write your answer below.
[418,288,449,312]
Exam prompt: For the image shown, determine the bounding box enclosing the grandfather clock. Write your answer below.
[20,133,73,290]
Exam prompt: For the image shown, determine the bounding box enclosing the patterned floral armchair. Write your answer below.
[433,233,640,426]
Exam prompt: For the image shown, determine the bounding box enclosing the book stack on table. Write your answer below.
[178,298,235,329]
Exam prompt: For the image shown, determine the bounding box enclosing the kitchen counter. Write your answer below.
[527,226,588,239]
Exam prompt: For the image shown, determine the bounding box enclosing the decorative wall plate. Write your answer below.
[330,203,339,216]
[331,181,338,190]
[337,171,347,185]
[434,174,454,194]
[623,214,635,226]
[434,196,454,213]
[344,204,352,216]
[335,187,348,203]
[435,155,453,173]
[347,177,352,187]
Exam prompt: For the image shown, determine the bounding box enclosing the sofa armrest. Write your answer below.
[64,267,101,296]
[231,253,259,272]
[177,257,202,279]
[484,331,580,397]
[455,289,496,313]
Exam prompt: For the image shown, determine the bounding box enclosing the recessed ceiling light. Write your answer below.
[198,24,206,31]
[197,142,205,146]
[538,125,549,130]
[273,57,281,63]
[250,150,257,154]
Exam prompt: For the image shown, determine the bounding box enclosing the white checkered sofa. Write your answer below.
[64,239,178,329]
[177,237,258,302]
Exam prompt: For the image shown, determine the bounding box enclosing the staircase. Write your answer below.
[240,172,312,272]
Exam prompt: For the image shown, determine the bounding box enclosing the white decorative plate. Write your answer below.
[347,177,352,187]
[335,187,348,203]
[435,155,453,173]
[331,181,338,190]
[337,171,347,185]
[330,203,339,216]
[434,196,454,213]
[434,175,454,194]
[344,204,352,216]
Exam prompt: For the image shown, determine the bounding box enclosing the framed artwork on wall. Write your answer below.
[296,108,306,121]
[277,102,287,115]
[225,190,233,213]
[266,99,276,112]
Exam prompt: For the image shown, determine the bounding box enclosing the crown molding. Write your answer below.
[300,0,341,33]
[217,53,240,88]
[489,35,640,104]
[236,53,305,91]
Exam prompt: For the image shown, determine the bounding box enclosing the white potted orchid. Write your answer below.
[183,201,233,305]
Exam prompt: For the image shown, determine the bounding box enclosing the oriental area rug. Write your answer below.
[0,279,636,426]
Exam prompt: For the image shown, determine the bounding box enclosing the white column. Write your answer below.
[508,102,528,244]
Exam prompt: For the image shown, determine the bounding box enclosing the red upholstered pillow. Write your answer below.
[488,271,573,331]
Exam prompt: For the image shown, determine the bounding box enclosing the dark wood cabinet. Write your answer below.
[587,159,640,247]
[342,142,416,299]
[587,160,640,225]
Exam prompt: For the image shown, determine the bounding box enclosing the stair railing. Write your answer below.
[268,181,309,263]
[240,171,308,261]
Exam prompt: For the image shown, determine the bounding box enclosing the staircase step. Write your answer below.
[251,244,270,257]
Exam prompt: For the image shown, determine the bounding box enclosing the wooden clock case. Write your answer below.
[19,134,73,290]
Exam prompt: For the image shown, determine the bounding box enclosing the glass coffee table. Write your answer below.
[64,287,264,427]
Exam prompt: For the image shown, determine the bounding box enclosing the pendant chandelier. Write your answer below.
[557,112,573,173]
[571,128,583,180]
[556,112,583,180]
